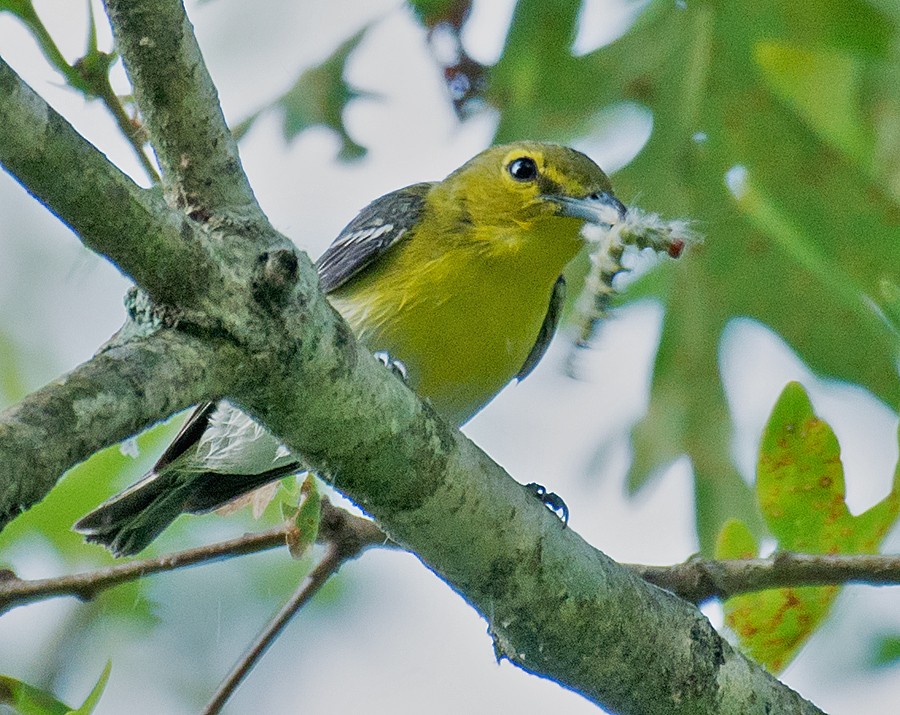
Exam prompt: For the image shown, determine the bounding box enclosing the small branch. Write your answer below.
[203,500,381,714]
[202,545,340,715]
[0,56,213,306]
[18,0,160,183]
[8,3,80,90]
[0,526,288,614]
[0,330,242,530]
[90,74,160,184]
[0,499,387,613]
[633,551,900,603]
[102,0,262,220]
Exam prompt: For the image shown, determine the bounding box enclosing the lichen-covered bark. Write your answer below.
[0,58,214,306]
[0,331,240,527]
[103,0,262,221]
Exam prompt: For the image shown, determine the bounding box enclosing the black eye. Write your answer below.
[507,157,538,181]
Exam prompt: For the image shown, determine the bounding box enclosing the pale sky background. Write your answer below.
[0,1,898,713]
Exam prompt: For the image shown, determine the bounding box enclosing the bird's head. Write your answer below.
[442,142,627,231]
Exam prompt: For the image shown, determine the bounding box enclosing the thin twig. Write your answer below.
[631,551,900,603]
[201,543,344,715]
[10,0,159,183]
[202,501,379,714]
[7,506,900,614]
[0,525,289,614]
[93,77,160,184]
[0,499,389,614]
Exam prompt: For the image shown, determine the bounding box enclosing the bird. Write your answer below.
[75,141,627,556]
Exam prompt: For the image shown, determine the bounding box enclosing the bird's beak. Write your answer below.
[552,191,627,227]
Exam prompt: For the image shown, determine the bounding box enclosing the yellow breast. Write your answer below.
[328,216,583,425]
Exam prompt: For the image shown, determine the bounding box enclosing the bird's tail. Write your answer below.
[74,469,196,557]
[75,463,302,557]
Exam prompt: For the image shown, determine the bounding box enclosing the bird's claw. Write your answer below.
[525,482,569,525]
[374,351,409,382]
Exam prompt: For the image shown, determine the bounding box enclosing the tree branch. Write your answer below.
[9,503,900,621]
[0,498,386,614]
[0,330,242,529]
[201,543,345,715]
[634,551,900,603]
[0,56,214,306]
[0,525,289,614]
[102,0,262,220]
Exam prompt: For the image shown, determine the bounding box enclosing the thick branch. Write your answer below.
[0,330,241,528]
[635,551,900,603]
[224,323,824,713]
[0,57,214,306]
[102,0,262,220]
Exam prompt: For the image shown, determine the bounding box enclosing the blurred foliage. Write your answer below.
[0,660,109,715]
[0,330,27,407]
[234,28,373,160]
[871,633,900,667]
[716,382,900,671]
[0,673,72,715]
[0,423,179,626]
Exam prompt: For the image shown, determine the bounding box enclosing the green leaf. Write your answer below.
[760,383,900,552]
[237,29,372,160]
[0,673,72,715]
[407,0,472,29]
[286,475,321,560]
[871,634,900,667]
[718,382,900,672]
[715,517,758,560]
[0,661,111,715]
[489,0,594,143]
[754,42,873,171]
[69,661,111,715]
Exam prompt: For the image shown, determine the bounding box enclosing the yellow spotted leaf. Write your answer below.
[717,382,900,672]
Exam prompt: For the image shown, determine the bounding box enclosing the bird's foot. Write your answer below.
[525,483,569,525]
[374,351,409,382]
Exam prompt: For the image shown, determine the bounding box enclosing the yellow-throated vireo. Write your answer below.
[76,141,626,556]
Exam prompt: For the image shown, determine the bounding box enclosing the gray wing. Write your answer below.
[151,401,217,472]
[316,182,432,293]
[516,275,566,381]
